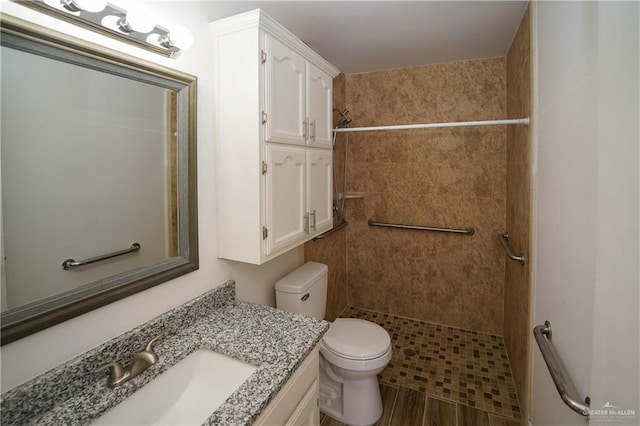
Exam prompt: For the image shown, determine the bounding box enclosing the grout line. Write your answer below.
[422,393,428,426]
[389,386,400,426]
[496,336,524,417]
[334,304,350,319]
[386,385,400,426]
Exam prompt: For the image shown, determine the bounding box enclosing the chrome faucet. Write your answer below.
[94,334,163,388]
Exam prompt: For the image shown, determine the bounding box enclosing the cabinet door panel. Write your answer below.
[265,35,306,145]
[307,149,333,235]
[266,145,306,255]
[307,63,333,147]
[286,380,319,425]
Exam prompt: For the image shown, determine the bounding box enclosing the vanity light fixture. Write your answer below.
[12,0,193,58]
[158,27,194,50]
[59,0,108,13]
[116,9,156,34]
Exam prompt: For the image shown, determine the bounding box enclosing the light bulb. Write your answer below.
[146,33,161,45]
[117,9,155,33]
[61,0,107,13]
[101,15,121,32]
[160,26,193,50]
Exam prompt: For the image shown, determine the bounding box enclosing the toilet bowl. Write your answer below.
[275,262,392,426]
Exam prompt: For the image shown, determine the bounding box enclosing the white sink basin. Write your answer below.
[93,349,257,425]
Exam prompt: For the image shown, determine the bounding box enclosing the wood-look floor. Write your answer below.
[320,384,522,426]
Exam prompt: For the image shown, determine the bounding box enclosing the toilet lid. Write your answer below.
[323,318,391,360]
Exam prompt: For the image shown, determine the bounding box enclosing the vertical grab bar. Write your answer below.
[499,233,525,265]
[533,322,590,416]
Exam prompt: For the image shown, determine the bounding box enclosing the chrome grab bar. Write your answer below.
[499,233,525,265]
[368,219,474,235]
[534,322,590,417]
[62,243,141,270]
[313,220,348,240]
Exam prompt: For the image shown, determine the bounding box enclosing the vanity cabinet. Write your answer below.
[254,346,320,426]
[212,9,340,265]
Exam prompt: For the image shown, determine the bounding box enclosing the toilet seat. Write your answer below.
[323,318,391,360]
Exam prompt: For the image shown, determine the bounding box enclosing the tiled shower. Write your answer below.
[305,6,531,424]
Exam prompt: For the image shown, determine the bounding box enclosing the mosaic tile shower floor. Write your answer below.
[339,306,521,421]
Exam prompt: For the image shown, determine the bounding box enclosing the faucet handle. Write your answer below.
[144,333,163,353]
[130,333,163,368]
[94,361,129,387]
[94,361,125,378]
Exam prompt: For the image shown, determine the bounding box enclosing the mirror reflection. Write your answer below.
[0,16,198,344]
[1,46,179,311]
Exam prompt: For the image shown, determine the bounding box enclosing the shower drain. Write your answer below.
[403,348,417,357]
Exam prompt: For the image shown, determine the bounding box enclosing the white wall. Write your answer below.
[532,4,597,423]
[0,112,5,311]
[0,0,302,392]
[590,1,639,417]
[531,1,639,424]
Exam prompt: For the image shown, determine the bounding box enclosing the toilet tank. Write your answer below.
[275,262,328,320]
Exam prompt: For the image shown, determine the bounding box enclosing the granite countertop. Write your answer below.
[0,281,329,425]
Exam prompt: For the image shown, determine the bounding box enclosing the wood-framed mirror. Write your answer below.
[0,14,198,344]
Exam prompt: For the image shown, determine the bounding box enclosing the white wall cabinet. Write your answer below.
[306,149,333,234]
[212,9,340,265]
[265,145,306,255]
[306,62,333,147]
[264,146,333,256]
[264,34,307,145]
[264,34,334,148]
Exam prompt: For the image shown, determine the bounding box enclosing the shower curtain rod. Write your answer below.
[332,117,530,133]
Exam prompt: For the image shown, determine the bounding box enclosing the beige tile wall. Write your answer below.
[344,58,508,334]
[308,9,532,410]
[504,5,532,419]
[304,73,348,321]
[308,17,533,399]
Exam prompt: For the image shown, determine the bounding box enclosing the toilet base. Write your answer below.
[319,355,384,426]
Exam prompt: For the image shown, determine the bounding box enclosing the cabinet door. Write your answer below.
[265,35,307,145]
[307,62,333,147]
[286,380,320,425]
[265,144,307,255]
[307,149,333,235]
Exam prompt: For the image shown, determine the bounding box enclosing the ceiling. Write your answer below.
[193,1,529,75]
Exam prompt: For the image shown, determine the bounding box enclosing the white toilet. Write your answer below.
[275,262,392,426]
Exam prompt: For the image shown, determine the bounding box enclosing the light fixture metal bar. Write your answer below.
[11,0,179,58]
